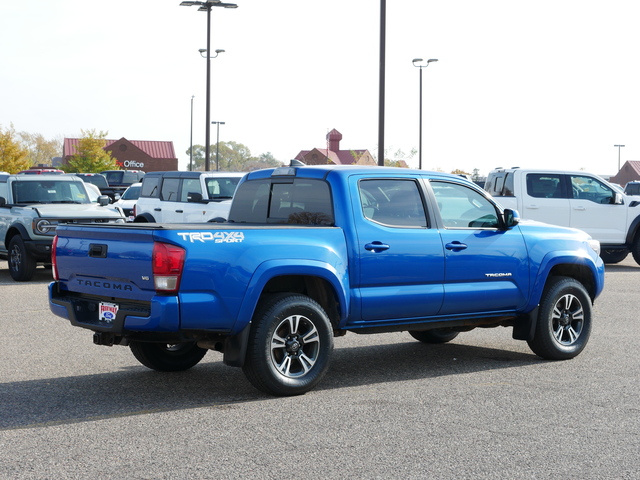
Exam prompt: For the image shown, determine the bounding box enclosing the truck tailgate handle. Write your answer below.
[88,243,108,258]
[365,241,390,252]
[445,241,468,251]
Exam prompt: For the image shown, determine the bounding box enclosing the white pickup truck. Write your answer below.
[133,171,245,223]
[485,167,640,264]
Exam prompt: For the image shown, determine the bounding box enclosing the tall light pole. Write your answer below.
[212,121,225,171]
[378,0,386,166]
[412,58,438,170]
[614,144,625,172]
[189,95,195,171]
[180,0,237,171]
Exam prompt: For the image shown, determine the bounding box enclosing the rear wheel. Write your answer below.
[129,341,207,371]
[8,236,37,281]
[527,276,591,360]
[409,328,459,344]
[243,294,333,396]
[600,249,628,264]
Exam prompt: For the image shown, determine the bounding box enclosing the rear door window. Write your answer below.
[358,179,427,227]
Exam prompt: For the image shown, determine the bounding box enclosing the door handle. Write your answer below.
[175,210,183,213]
[365,241,390,252]
[573,206,586,211]
[445,241,468,251]
[154,208,162,211]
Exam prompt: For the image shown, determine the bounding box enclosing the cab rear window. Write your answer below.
[228,178,334,225]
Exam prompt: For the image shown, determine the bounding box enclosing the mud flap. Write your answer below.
[223,323,251,367]
[512,307,538,341]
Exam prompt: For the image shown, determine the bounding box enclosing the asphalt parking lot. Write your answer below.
[1,257,639,479]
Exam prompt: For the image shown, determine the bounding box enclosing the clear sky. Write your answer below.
[2,1,639,176]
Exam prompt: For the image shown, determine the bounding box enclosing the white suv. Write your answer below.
[133,171,245,223]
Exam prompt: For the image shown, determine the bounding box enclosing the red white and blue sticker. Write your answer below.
[99,302,119,322]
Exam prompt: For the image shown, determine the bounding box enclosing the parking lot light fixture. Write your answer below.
[412,58,438,169]
[180,0,238,171]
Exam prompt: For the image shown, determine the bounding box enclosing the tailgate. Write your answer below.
[55,224,157,301]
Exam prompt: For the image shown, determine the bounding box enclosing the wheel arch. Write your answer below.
[541,261,600,302]
[4,223,31,246]
[133,213,155,223]
[625,213,640,245]
[236,261,349,332]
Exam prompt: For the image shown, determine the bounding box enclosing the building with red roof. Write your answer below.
[610,161,640,187]
[62,137,178,172]
[294,129,376,166]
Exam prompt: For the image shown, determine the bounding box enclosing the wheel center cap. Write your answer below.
[286,336,301,353]
[560,311,571,326]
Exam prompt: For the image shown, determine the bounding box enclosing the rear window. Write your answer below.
[228,178,334,225]
[140,176,161,198]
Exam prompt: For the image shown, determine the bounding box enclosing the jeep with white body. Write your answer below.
[0,174,126,281]
[485,167,640,264]
[133,171,245,223]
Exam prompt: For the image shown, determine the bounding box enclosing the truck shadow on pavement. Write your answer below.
[1,340,538,431]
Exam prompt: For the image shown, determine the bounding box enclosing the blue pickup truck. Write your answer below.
[49,165,605,396]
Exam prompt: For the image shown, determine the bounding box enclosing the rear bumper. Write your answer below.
[48,282,179,333]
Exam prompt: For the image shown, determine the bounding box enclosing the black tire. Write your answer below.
[8,236,37,281]
[129,341,207,372]
[409,328,459,344]
[600,249,628,264]
[527,276,592,360]
[632,236,640,266]
[133,214,155,223]
[242,294,334,396]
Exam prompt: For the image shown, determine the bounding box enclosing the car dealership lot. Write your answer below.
[1,260,639,479]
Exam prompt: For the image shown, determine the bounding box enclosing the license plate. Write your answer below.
[99,302,119,323]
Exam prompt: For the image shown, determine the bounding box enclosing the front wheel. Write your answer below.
[631,236,640,266]
[129,341,207,371]
[527,276,592,360]
[243,294,334,396]
[8,236,37,281]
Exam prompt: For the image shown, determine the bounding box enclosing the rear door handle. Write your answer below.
[445,241,468,251]
[154,208,162,211]
[175,209,183,213]
[365,241,390,252]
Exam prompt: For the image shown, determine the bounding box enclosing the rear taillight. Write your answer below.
[52,235,59,280]
[152,242,185,294]
[132,203,137,218]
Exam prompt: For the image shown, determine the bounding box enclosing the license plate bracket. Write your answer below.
[99,302,119,323]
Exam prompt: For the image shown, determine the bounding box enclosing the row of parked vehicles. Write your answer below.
[0,169,247,281]
[4,164,640,282]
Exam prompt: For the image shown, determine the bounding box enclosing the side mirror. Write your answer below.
[503,208,520,228]
[187,192,204,203]
[0,197,5,207]
[113,194,121,201]
[98,195,110,206]
[613,192,624,205]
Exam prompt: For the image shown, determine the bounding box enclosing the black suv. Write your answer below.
[100,170,145,200]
